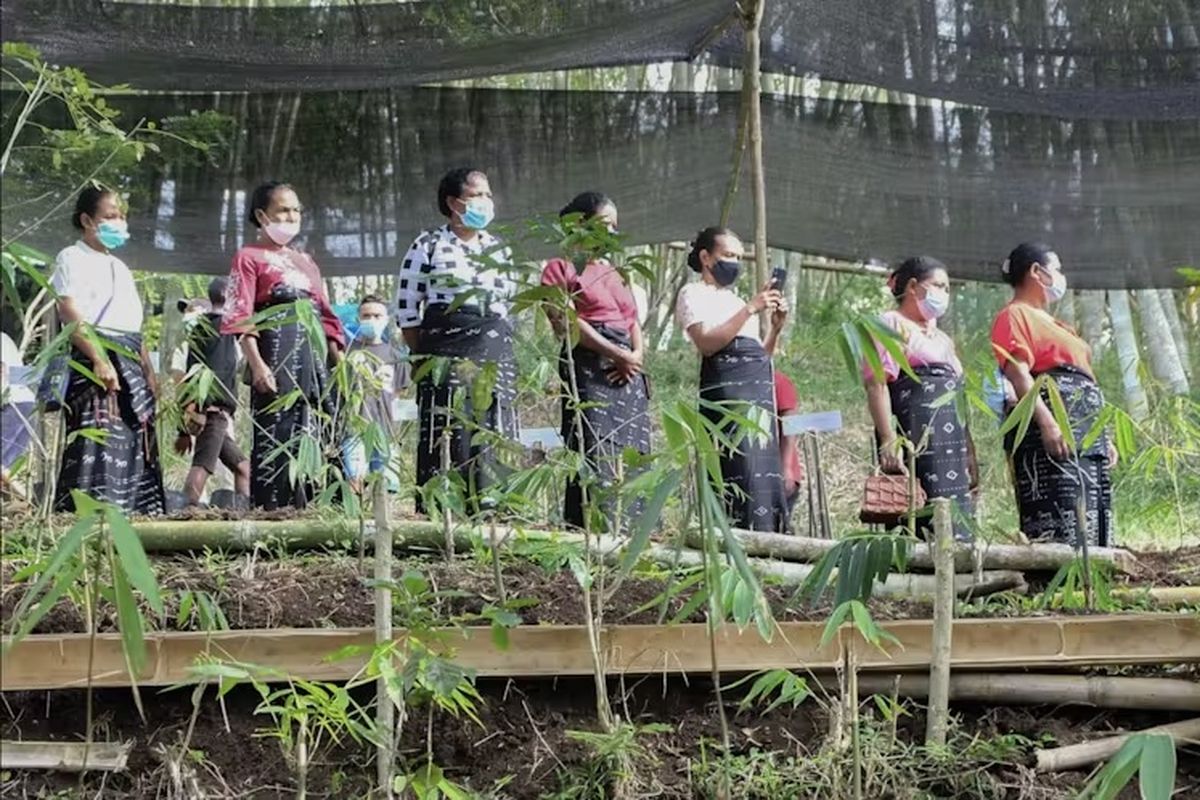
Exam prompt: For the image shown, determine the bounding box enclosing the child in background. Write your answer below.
[774,369,805,521]
[342,294,409,493]
[173,277,250,509]
[1,332,35,501]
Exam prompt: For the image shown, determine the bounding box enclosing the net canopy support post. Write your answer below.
[741,0,770,328]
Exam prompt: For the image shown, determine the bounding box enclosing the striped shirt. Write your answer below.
[393,225,516,328]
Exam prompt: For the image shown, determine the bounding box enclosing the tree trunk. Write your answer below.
[1135,289,1190,394]
[743,0,770,328]
[1158,289,1192,378]
[1107,289,1150,420]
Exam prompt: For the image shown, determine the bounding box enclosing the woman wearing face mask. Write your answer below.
[992,242,1116,546]
[864,256,976,540]
[49,186,166,514]
[222,181,346,510]
[394,167,519,513]
[542,191,651,530]
[676,226,790,532]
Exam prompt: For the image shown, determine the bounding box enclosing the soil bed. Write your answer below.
[2,679,1197,799]
[3,544,1196,636]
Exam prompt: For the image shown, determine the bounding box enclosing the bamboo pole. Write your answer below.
[1035,717,1200,773]
[372,482,394,799]
[0,740,132,772]
[851,674,1200,712]
[126,520,1024,599]
[5,615,1196,691]
[925,500,954,747]
[127,519,1131,577]
[743,0,770,327]
[687,528,1137,574]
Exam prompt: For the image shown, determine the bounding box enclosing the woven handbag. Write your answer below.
[859,472,927,525]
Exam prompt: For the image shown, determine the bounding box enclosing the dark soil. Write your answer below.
[1125,545,1200,588]
[1,551,940,635]
[2,679,1197,799]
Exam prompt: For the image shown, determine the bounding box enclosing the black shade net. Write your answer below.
[5,88,1197,288]
[4,0,1199,119]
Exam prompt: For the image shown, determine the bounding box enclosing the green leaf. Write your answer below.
[1138,734,1176,800]
[106,507,163,615]
[819,601,854,649]
[619,468,682,576]
[8,515,92,642]
[111,561,148,716]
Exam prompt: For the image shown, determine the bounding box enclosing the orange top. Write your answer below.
[990,301,1092,377]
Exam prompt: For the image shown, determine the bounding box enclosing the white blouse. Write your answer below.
[675,281,759,343]
[49,241,144,333]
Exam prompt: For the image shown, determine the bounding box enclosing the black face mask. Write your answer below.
[711,259,741,287]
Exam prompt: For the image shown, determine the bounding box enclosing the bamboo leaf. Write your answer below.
[110,561,148,718]
[1138,734,1176,800]
[619,468,681,576]
[8,515,92,642]
[1044,379,1076,452]
[106,507,163,615]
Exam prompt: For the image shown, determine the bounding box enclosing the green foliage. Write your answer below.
[799,532,912,607]
[819,599,900,652]
[1038,557,1116,611]
[5,492,162,700]
[1079,733,1177,800]
[548,722,672,800]
[726,669,810,714]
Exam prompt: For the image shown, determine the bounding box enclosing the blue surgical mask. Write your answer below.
[917,286,950,320]
[460,197,495,231]
[96,220,130,250]
[711,259,741,287]
[357,318,386,341]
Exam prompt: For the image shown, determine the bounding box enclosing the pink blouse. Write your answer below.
[864,310,962,382]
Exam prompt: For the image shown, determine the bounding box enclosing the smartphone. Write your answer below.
[771,266,787,290]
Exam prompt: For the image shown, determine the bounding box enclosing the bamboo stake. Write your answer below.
[1035,717,1200,773]
[851,674,1200,712]
[372,480,394,798]
[744,0,770,328]
[0,740,131,772]
[925,499,954,747]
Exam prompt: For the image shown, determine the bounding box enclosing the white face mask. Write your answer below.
[260,215,300,246]
[1041,266,1067,303]
[917,286,950,320]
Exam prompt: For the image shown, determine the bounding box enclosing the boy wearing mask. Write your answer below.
[342,294,409,492]
[173,277,251,508]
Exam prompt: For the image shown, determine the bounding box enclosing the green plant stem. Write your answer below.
[79,530,99,791]
[296,716,308,800]
[489,518,506,604]
[696,461,732,798]
[848,647,862,800]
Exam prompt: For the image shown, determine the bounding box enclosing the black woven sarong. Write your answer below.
[889,363,973,540]
[700,336,789,533]
[1004,366,1112,547]
[55,330,165,515]
[561,323,652,531]
[413,306,518,513]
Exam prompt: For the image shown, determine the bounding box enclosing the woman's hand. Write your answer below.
[174,433,193,456]
[94,359,120,393]
[750,284,784,314]
[1039,418,1072,461]
[879,438,907,475]
[771,299,789,331]
[251,364,278,396]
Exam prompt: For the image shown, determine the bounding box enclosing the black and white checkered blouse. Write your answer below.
[393,225,516,328]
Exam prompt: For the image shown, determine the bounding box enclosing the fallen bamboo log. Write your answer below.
[133,520,1137,577]
[0,740,132,772]
[1111,585,1200,606]
[1035,716,1200,773]
[852,674,1200,711]
[2,615,1196,692]
[130,520,1025,600]
[690,529,1139,575]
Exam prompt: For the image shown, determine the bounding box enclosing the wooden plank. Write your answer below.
[0,740,132,772]
[2,615,1197,692]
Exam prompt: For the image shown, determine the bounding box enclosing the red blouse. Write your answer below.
[991,301,1091,378]
[222,244,345,347]
[541,258,638,331]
